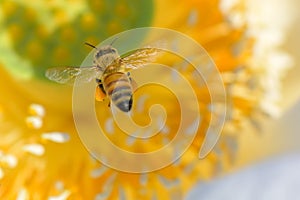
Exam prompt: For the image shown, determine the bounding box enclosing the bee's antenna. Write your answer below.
[110,37,119,46]
[84,42,98,49]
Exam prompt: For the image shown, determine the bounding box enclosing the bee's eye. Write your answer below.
[111,49,116,53]
[96,51,103,57]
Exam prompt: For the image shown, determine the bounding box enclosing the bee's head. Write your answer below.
[95,46,118,59]
[85,42,119,68]
[93,46,119,68]
[84,42,118,58]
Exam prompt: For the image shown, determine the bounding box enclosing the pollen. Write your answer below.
[60,26,77,42]
[81,13,97,30]
[1,1,17,17]
[115,3,130,17]
[107,20,122,35]
[26,40,44,61]
[88,0,105,12]
[8,24,23,43]
[24,7,37,23]
[36,25,49,39]
[53,47,70,62]
[53,9,68,26]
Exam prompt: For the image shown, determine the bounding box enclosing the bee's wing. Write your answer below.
[45,66,102,84]
[120,47,163,70]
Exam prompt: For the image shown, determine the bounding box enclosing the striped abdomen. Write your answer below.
[103,72,133,112]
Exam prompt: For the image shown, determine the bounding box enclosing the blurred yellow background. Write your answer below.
[0,0,299,199]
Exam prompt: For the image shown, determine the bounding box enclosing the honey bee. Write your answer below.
[45,40,161,112]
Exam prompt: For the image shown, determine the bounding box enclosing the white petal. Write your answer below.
[126,136,136,146]
[42,132,70,143]
[118,187,126,200]
[157,175,180,189]
[171,69,180,83]
[162,137,170,145]
[55,181,64,191]
[2,154,18,168]
[161,125,170,134]
[185,117,200,135]
[187,9,198,27]
[90,166,107,178]
[29,104,45,117]
[95,191,111,200]
[105,118,114,134]
[0,167,4,179]
[103,173,117,191]
[23,144,45,156]
[136,95,148,113]
[26,116,43,129]
[219,0,239,13]
[94,174,116,200]
[48,190,71,200]
[140,173,148,186]
[16,188,28,200]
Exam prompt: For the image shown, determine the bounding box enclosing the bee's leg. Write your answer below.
[96,78,106,93]
[126,72,138,92]
[130,78,138,92]
[127,73,131,83]
[99,83,106,94]
[95,82,106,102]
[96,78,101,83]
[131,79,138,92]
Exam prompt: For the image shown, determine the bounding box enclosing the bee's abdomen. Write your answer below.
[104,72,133,112]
